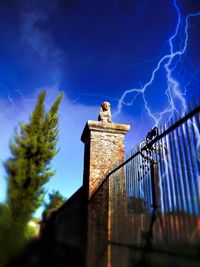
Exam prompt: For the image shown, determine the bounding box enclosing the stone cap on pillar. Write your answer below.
[81,120,130,143]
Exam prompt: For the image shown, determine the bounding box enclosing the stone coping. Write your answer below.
[81,120,130,142]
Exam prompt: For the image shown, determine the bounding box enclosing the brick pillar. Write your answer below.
[81,120,130,200]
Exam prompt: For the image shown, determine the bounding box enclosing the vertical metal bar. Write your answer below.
[169,119,182,212]
[163,129,174,241]
[130,151,133,197]
[135,151,138,198]
[162,126,172,213]
[173,119,187,240]
[134,147,138,199]
[171,116,186,241]
[150,162,157,209]
[157,128,169,240]
[140,154,144,202]
[131,155,134,197]
[129,160,131,197]
[155,140,163,242]
[137,153,140,199]
[134,156,136,197]
[176,119,191,213]
[165,124,177,211]
[146,159,151,213]
[149,159,153,213]
[162,125,172,241]
[127,160,129,196]
[178,120,196,239]
[187,113,200,214]
[158,127,167,213]
[145,153,150,213]
[181,120,197,214]
[129,154,131,197]
[127,152,130,196]
[165,123,178,241]
[176,118,192,239]
[191,113,200,174]
[146,149,152,213]
[157,147,162,207]
[163,134,171,212]
[171,115,186,241]
[138,153,143,220]
[160,135,173,242]
[143,158,147,211]
[129,160,131,196]
[172,116,185,210]
[195,103,200,212]
[180,118,197,236]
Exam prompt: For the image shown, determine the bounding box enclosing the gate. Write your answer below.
[86,104,200,267]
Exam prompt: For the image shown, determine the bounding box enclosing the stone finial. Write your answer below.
[98,101,112,123]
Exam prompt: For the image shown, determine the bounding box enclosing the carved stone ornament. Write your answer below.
[98,101,112,123]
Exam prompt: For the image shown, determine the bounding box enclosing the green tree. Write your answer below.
[45,190,66,212]
[42,190,66,221]
[1,91,63,266]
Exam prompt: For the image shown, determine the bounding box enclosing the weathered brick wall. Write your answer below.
[81,121,130,200]
[38,187,86,266]
[81,120,130,266]
[39,120,130,267]
[86,180,109,267]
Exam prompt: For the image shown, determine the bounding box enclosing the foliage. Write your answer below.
[45,190,66,212]
[25,218,40,239]
[0,91,63,266]
[42,190,66,222]
[5,91,63,223]
[0,203,11,237]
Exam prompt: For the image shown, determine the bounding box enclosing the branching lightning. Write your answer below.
[0,82,15,120]
[15,88,81,135]
[114,0,200,127]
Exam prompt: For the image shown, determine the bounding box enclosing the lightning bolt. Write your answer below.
[114,0,200,127]
[15,87,81,135]
[112,0,200,215]
[0,82,15,120]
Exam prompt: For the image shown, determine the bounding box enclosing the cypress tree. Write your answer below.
[1,91,63,264]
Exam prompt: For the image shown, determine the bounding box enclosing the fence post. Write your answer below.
[150,162,159,209]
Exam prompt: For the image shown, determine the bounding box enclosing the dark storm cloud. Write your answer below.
[0,0,66,89]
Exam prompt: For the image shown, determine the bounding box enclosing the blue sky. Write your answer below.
[0,0,200,217]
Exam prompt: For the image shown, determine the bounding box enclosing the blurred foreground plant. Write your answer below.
[0,91,63,266]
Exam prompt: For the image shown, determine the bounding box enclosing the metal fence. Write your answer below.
[126,105,200,244]
[86,104,200,267]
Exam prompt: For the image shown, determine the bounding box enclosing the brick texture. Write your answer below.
[81,120,130,200]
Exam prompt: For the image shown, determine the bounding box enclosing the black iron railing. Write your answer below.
[86,104,200,267]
